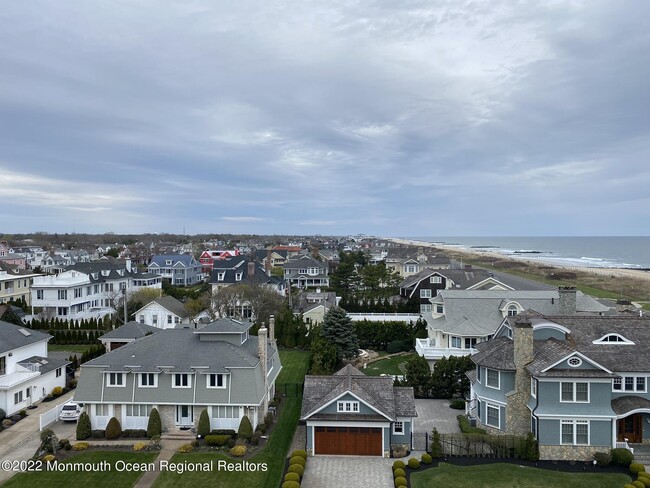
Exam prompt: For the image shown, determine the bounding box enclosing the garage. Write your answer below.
[314,426,382,456]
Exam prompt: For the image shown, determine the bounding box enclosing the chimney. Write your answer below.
[506,316,534,435]
[266,249,272,273]
[258,326,269,413]
[558,286,577,315]
[125,258,132,272]
[248,261,255,277]
[269,315,275,344]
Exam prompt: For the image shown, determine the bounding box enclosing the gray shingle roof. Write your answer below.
[471,337,516,371]
[18,356,69,375]
[0,321,51,355]
[143,296,189,318]
[301,365,417,421]
[196,318,253,334]
[611,396,650,416]
[84,328,270,373]
[99,321,162,341]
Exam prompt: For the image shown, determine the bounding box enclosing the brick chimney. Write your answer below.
[258,326,269,413]
[269,315,275,344]
[505,316,534,435]
[265,249,272,273]
[248,261,255,277]
[558,286,577,315]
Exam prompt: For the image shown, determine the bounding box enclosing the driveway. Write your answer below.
[301,456,394,488]
[414,399,461,434]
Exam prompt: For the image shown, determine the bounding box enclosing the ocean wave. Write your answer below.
[580,256,605,262]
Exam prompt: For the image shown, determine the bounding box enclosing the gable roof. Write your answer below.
[301,365,416,421]
[0,321,51,354]
[196,318,253,334]
[99,321,162,341]
[149,254,198,268]
[134,296,188,318]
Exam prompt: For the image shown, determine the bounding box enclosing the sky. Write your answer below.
[1,1,649,237]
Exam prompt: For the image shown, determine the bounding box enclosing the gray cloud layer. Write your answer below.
[1,1,648,235]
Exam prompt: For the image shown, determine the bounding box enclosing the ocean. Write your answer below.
[407,236,650,269]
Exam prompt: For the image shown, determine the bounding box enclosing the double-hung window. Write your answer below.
[420,289,432,299]
[560,382,589,402]
[561,420,589,445]
[139,373,157,387]
[451,336,462,349]
[173,373,191,388]
[107,372,124,387]
[486,403,500,428]
[486,369,500,389]
[208,374,226,388]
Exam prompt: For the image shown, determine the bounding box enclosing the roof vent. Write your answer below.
[18,328,31,337]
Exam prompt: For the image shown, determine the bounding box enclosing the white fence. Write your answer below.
[347,313,421,323]
[39,402,66,431]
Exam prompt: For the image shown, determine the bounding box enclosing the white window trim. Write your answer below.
[172,373,192,389]
[430,276,442,284]
[560,420,589,445]
[207,373,226,389]
[420,289,432,299]
[613,375,647,393]
[107,372,125,387]
[138,373,158,388]
[486,403,500,429]
[486,369,500,390]
[559,381,590,403]
[393,421,404,435]
[592,333,634,345]
[336,401,359,413]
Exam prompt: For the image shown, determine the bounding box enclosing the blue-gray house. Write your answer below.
[469,312,650,461]
[148,254,203,287]
[301,365,417,457]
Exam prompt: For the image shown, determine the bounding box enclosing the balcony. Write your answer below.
[415,338,476,360]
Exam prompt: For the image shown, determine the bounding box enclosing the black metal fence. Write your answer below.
[411,432,430,452]
[276,382,304,398]
[436,433,532,459]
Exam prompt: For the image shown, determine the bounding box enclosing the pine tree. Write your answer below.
[321,307,359,361]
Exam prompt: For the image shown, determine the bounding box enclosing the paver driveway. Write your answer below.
[414,399,462,434]
[301,455,395,488]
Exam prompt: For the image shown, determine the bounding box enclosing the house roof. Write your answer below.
[82,328,273,373]
[209,259,280,287]
[149,254,198,268]
[196,318,253,334]
[611,396,650,416]
[283,255,326,270]
[301,364,417,422]
[134,296,188,318]
[18,356,70,375]
[0,321,51,355]
[99,321,162,341]
[426,289,609,337]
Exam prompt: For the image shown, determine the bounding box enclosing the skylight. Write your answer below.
[18,328,31,337]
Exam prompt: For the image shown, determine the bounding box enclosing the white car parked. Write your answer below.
[59,401,84,422]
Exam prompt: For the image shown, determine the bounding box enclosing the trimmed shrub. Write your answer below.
[58,439,72,451]
[256,423,267,435]
[393,468,405,478]
[392,460,406,471]
[421,453,432,464]
[521,432,539,462]
[430,428,443,458]
[408,457,420,469]
[178,444,193,453]
[210,429,236,437]
[457,415,487,434]
[632,463,647,474]
[42,454,56,463]
[264,412,274,427]
[282,482,301,488]
[227,438,236,448]
[91,430,106,439]
[105,417,122,440]
[626,484,639,488]
[197,409,210,438]
[637,477,650,488]
[291,450,308,459]
[122,429,147,438]
[75,411,91,440]
[251,432,262,446]
[394,476,407,487]
[72,442,89,451]
[52,386,63,396]
[230,445,247,457]
[147,408,162,438]
[632,481,645,488]
[205,435,231,446]
[288,464,305,477]
[449,399,466,410]
[593,451,611,466]
[19,410,27,418]
[611,448,634,466]
[284,472,300,483]
[290,456,306,467]
[237,415,253,442]
[133,442,148,451]
[191,439,200,448]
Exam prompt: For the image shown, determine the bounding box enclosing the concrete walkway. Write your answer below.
[414,399,462,434]
[0,390,75,484]
[301,456,394,488]
[133,440,185,488]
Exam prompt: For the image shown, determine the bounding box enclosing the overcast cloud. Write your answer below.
[1,1,648,236]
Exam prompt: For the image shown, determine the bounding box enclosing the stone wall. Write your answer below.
[539,444,606,461]
[508,318,533,436]
[159,405,176,432]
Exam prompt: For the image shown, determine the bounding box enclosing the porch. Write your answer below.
[415,338,476,361]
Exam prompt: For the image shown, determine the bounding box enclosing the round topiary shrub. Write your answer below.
[408,457,420,469]
[133,442,148,451]
[631,463,647,474]
[281,482,301,488]
[421,453,432,464]
[230,445,247,457]
[291,449,308,459]
[393,460,406,471]
[178,444,193,453]
[289,456,306,467]
[637,476,650,488]
[393,468,405,478]
[284,472,300,483]
[593,451,611,466]
[288,464,305,477]
[625,484,639,488]
[72,442,89,451]
[105,417,122,440]
[611,448,634,466]
[632,481,645,488]
[394,476,407,487]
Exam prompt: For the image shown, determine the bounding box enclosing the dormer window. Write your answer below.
[166,260,172,265]
[507,305,518,317]
[235,273,243,281]
[593,334,634,345]
[217,272,225,281]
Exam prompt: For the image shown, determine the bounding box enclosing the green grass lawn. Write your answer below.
[276,349,311,384]
[2,451,159,488]
[410,463,631,488]
[153,397,302,488]
[48,344,92,354]
[363,353,416,376]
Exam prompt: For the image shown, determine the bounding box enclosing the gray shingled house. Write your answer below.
[74,318,280,432]
[301,365,417,457]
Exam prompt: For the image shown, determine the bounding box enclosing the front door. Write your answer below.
[617,414,643,443]
[176,405,193,427]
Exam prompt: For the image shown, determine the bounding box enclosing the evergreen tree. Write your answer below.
[147,408,162,438]
[405,355,433,398]
[321,307,358,361]
[197,409,210,437]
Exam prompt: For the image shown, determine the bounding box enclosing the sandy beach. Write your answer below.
[386,237,650,284]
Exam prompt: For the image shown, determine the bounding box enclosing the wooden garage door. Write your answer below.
[314,427,382,456]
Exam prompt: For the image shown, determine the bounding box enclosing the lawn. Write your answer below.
[276,349,311,384]
[363,353,416,376]
[409,463,631,488]
[2,451,159,488]
[48,344,92,354]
